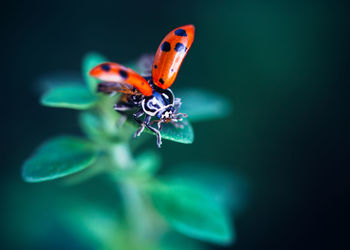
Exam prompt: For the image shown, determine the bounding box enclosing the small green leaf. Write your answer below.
[83,52,108,93]
[22,136,98,182]
[134,118,194,145]
[40,85,97,109]
[145,180,232,244]
[176,88,232,122]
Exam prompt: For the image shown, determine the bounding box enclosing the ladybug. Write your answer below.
[90,24,195,148]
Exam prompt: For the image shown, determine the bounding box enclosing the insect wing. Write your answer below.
[152,24,195,89]
[96,82,141,96]
[90,62,153,96]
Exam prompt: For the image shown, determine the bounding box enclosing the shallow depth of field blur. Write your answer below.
[1,0,348,249]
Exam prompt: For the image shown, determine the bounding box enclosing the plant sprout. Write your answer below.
[21,52,235,249]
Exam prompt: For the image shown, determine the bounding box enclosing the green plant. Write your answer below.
[21,52,234,249]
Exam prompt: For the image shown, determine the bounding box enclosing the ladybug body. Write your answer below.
[90,25,195,147]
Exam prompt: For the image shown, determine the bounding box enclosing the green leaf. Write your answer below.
[145,179,233,244]
[165,163,248,215]
[40,85,97,109]
[83,52,108,93]
[132,118,194,145]
[158,119,194,144]
[176,88,232,122]
[22,136,98,182]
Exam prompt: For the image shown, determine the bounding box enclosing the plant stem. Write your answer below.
[110,143,150,239]
[120,181,149,237]
[110,143,134,169]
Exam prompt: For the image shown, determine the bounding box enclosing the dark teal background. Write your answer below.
[1,0,349,249]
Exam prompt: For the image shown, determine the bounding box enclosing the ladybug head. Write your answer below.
[160,106,187,124]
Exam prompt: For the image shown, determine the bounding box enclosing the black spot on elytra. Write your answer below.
[161,41,171,52]
[119,69,128,79]
[101,64,111,72]
[175,43,186,52]
[174,29,187,37]
[154,65,157,69]
[159,78,164,84]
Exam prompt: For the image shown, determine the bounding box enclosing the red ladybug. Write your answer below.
[90,24,195,148]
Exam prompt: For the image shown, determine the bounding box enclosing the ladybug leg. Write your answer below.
[144,118,162,148]
[157,120,164,130]
[117,115,127,127]
[114,102,134,127]
[114,102,134,112]
[133,111,162,148]
[149,119,163,130]
[133,109,146,137]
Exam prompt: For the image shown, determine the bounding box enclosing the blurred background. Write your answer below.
[1,0,349,249]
